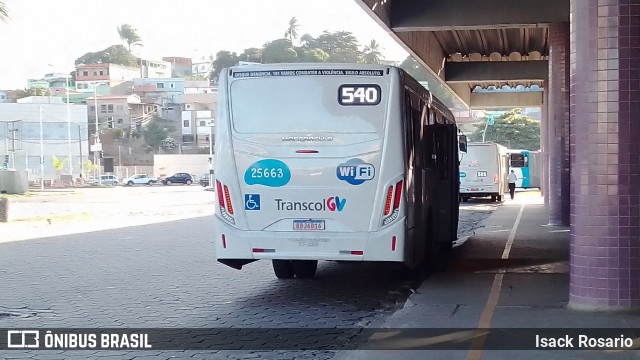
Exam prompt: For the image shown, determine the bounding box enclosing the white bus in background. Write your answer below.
[459,142,509,202]
[213,63,467,279]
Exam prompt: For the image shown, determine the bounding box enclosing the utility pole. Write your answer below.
[3,120,20,170]
[66,74,73,176]
[39,107,44,190]
[482,115,495,143]
[78,125,83,179]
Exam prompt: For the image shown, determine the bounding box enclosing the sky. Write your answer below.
[0,0,409,89]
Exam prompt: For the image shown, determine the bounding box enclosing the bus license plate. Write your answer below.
[293,220,325,231]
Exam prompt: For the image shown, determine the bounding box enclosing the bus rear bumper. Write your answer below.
[214,216,407,263]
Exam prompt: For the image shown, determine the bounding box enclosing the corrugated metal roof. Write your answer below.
[433,28,549,57]
[438,28,548,90]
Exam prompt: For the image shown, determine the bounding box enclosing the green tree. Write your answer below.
[117,23,142,52]
[313,31,362,62]
[51,155,67,177]
[0,1,9,22]
[362,39,383,64]
[209,50,240,83]
[160,137,178,152]
[299,33,316,48]
[297,48,330,62]
[262,39,298,63]
[75,45,139,67]
[6,88,51,102]
[399,56,429,81]
[284,17,299,42]
[83,160,96,174]
[143,117,174,151]
[239,47,263,63]
[469,109,541,150]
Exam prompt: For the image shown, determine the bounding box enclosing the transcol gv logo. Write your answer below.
[336,158,375,185]
[275,196,346,212]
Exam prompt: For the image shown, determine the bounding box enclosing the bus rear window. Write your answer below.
[230,77,385,134]
[510,153,527,167]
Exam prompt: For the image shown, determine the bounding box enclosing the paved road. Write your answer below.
[1,186,215,243]
[0,189,499,359]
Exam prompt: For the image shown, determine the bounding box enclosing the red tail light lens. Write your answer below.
[216,180,224,207]
[384,186,394,215]
[223,185,234,215]
[393,180,403,209]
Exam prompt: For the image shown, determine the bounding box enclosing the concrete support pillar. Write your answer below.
[548,23,571,225]
[569,0,640,310]
[542,81,549,205]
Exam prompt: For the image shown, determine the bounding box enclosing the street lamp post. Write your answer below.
[209,122,214,188]
[78,125,83,180]
[49,64,74,178]
[39,106,44,190]
[66,74,73,177]
[93,84,102,185]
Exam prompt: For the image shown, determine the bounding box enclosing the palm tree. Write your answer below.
[117,23,142,52]
[0,1,9,23]
[363,39,383,64]
[284,17,299,42]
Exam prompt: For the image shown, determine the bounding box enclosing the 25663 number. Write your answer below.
[250,168,284,179]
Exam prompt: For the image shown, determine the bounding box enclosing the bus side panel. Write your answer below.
[529,151,541,188]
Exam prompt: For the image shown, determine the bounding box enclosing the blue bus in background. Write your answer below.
[507,150,540,188]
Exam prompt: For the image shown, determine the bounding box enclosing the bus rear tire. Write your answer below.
[272,260,294,279]
[491,195,497,202]
[430,242,452,272]
[497,195,503,202]
[292,260,318,279]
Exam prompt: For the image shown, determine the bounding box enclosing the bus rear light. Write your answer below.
[384,186,394,215]
[382,209,399,226]
[222,234,226,249]
[392,236,396,251]
[381,179,403,228]
[216,180,235,225]
[340,250,364,255]
[223,185,234,215]
[252,248,275,253]
[216,180,224,207]
[494,174,499,184]
[393,180,403,209]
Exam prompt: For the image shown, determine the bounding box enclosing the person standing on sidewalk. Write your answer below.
[508,169,518,200]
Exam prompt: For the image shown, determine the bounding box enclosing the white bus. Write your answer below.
[459,142,509,202]
[213,63,467,279]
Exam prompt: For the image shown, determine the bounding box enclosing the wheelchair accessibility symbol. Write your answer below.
[245,194,261,210]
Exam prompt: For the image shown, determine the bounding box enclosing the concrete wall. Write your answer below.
[0,170,29,194]
[0,102,90,180]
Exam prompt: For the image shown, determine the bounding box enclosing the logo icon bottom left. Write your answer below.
[245,194,261,211]
[7,330,40,348]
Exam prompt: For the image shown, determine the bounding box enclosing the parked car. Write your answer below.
[89,175,119,186]
[199,173,212,187]
[161,172,193,185]
[122,174,157,186]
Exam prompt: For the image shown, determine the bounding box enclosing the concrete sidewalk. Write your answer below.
[335,195,640,360]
